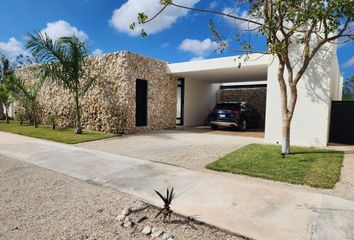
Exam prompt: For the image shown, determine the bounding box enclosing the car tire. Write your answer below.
[239,120,247,131]
[211,125,218,130]
[256,117,262,128]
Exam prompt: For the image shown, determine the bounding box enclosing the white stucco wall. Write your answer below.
[265,42,342,146]
[183,79,220,126]
[2,102,16,118]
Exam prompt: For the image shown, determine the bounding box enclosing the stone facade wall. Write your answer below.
[219,87,267,127]
[15,51,177,133]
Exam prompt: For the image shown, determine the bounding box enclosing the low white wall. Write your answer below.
[265,42,342,147]
[184,79,219,126]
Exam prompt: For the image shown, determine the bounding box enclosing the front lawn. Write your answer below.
[0,121,116,144]
[206,144,344,189]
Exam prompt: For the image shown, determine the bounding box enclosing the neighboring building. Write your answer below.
[16,42,342,146]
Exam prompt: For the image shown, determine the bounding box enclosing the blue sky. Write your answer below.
[0,0,353,80]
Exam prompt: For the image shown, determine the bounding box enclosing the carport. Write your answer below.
[167,54,269,132]
[167,43,343,147]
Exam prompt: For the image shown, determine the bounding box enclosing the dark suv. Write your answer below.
[210,102,261,130]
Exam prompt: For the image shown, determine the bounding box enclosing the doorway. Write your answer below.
[136,79,148,127]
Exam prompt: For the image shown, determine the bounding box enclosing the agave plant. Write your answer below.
[155,187,175,221]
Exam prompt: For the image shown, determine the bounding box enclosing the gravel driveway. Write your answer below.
[0,154,243,240]
[77,129,264,170]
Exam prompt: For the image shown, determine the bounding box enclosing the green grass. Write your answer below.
[0,121,116,144]
[206,144,344,189]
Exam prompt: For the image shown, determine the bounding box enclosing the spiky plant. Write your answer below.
[155,187,175,221]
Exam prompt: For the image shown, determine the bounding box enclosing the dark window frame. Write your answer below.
[176,78,185,126]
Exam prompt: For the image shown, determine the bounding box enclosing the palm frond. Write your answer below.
[154,190,166,202]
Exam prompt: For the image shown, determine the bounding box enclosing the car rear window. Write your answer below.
[214,103,241,110]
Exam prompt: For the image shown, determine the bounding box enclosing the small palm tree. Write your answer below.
[25,33,97,134]
[7,74,44,128]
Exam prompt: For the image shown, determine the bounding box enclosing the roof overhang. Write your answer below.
[167,54,269,83]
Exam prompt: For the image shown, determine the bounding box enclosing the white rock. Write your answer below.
[123,219,133,228]
[121,207,132,216]
[162,232,173,240]
[151,228,163,238]
[142,226,152,235]
[132,203,149,212]
[116,214,126,222]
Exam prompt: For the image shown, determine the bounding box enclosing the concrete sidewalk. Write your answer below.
[0,131,353,240]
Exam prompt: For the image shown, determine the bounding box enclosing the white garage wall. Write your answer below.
[265,41,342,147]
[183,79,220,126]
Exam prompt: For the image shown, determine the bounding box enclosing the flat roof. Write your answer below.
[167,54,269,83]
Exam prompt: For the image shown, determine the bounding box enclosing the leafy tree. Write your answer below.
[25,33,97,134]
[132,0,354,154]
[7,74,44,128]
[0,85,12,123]
[343,76,354,100]
[0,56,16,123]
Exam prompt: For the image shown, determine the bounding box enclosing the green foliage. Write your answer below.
[155,187,175,221]
[15,111,28,125]
[0,85,11,107]
[47,114,60,130]
[25,33,98,134]
[0,83,12,123]
[207,144,344,189]
[6,73,44,128]
[343,76,354,101]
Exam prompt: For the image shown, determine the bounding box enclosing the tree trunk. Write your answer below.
[5,107,9,123]
[277,60,291,155]
[32,106,38,128]
[282,117,291,154]
[0,103,4,120]
[52,122,56,130]
[74,91,82,134]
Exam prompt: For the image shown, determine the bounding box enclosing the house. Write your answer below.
[168,44,342,147]
[14,41,342,147]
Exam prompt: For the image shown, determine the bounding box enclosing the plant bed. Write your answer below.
[0,121,116,144]
[207,144,344,189]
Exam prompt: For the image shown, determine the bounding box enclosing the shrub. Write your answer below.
[47,114,60,130]
[15,111,28,126]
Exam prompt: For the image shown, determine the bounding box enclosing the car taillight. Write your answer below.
[232,110,241,115]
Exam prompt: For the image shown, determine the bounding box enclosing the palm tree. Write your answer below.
[7,74,44,128]
[25,33,97,134]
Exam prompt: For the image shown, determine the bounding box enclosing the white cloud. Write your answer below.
[190,56,204,61]
[209,1,218,9]
[179,38,218,58]
[92,48,103,55]
[110,0,200,36]
[0,37,30,63]
[161,42,170,48]
[343,56,354,68]
[40,20,88,41]
[222,7,261,31]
